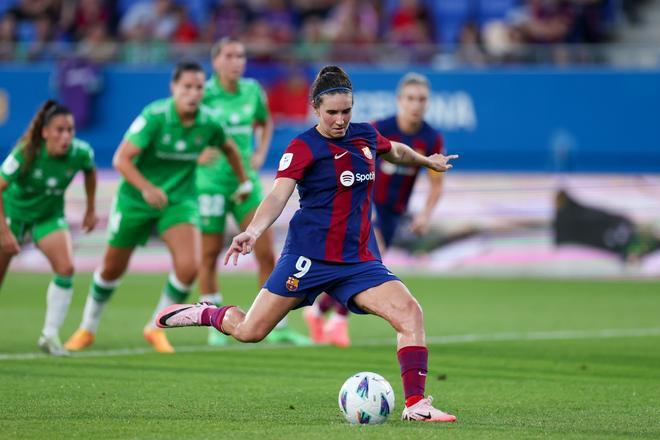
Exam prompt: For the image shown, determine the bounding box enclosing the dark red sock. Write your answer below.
[335,302,349,317]
[318,294,335,314]
[397,346,428,407]
[201,305,235,334]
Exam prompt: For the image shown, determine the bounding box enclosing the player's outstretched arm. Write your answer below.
[113,140,168,209]
[382,141,458,172]
[224,177,296,266]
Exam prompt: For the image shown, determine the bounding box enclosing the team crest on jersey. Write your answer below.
[286,276,299,291]
[361,147,373,160]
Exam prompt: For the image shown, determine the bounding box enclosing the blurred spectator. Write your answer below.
[568,0,607,43]
[290,0,334,21]
[482,19,526,62]
[388,0,434,46]
[77,24,117,63]
[520,0,574,44]
[171,4,198,44]
[16,13,63,61]
[0,12,17,60]
[119,0,177,41]
[70,0,111,41]
[205,0,250,42]
[243,17,279,62]
[259,0,295,44]
[294,15,330,62]
[8,0,59,23]
[325,0,380,62]
[267,67,310,123]
[456,21,487,66]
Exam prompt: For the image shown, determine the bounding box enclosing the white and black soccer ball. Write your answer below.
[338,372,395,425]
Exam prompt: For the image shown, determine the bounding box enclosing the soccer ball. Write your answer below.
[338,372,395,425]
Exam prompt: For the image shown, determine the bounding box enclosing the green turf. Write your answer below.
[1,273,659,439]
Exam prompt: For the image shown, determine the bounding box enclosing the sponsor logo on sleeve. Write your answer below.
[128,115,147,134]
[1,155,19,175]
[279,153,293,171]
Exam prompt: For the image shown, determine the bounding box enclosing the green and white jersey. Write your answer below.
[197,76,269,190]
[120,97,227,207]
[0,138,95,222]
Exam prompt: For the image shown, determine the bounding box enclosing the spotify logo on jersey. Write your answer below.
[340,170,375,187]
[340,171,355,187]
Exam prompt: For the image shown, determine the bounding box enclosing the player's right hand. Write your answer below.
[427,153,458,172]
[224,231,257,266]
[141,186,168,209]
[0,230,20,255]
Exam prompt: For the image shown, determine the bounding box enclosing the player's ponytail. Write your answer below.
[310,65,352,108]
[18,99,71,174]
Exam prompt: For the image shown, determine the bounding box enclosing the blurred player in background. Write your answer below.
[304,72,445,348]
[157,65,458,422]
[197,37,308,346]
[0,99,98,356]
[64,61,249,353]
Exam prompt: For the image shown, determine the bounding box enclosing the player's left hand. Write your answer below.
[410,213,430,235]
[224,230,258,266]
[426,153,458,172]
[82,209,99,233]
[231,180,253,203]
[198,147,220,165]
[250,151,266,171]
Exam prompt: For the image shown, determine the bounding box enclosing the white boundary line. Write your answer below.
[1,327,659,362]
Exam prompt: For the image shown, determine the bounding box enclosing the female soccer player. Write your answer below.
[305,72,446,347]
[197,37,308,346]
[64,61,250,353]
[0,99,98,356]
[158,66,459,422]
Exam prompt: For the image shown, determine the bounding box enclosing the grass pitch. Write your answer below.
[1,273,659,439]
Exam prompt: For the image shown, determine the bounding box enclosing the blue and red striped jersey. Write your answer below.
[276,122,392,263]
[372,116,444,214]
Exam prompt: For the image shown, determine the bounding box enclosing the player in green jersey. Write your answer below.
[64,61,250,354]
[197,37,308,346]
[0,100,98,356]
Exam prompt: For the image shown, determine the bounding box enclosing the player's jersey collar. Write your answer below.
[166,97,202,127]
[314,122,352,140]
[39,140,73,161]
[210,74,242,97]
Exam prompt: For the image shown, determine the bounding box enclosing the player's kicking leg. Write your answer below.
[157,288,302,343]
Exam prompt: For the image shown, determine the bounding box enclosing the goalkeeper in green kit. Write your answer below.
[197,37,309,346]
[65,61,250,353]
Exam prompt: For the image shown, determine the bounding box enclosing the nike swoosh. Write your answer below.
[418,372,427,376]
[158,306,193,327]
[415,412,432,420]
[334,152,348,159]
